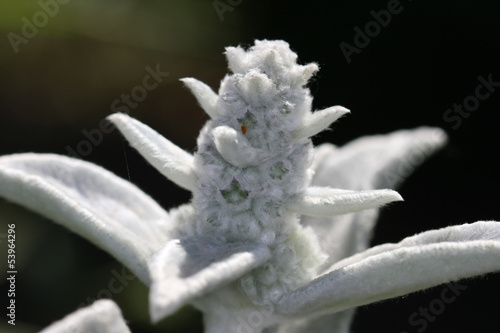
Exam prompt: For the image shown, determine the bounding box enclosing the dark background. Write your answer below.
[0,1,499,332]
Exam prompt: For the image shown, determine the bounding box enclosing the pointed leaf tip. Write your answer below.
[180,77,219,119]
[286,187,402,217]
[212,125,269,168]
[292,106,350,141]
[108,113,197,191]
[40,299,131,333]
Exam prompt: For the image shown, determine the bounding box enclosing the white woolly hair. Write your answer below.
[189,40,328,305]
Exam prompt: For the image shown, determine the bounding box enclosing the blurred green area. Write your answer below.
[0,0,248,150]
[0,1,248,332]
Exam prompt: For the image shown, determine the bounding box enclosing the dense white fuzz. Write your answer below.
[285,187,403,217]
[292,106,350,141]
[0,153,170,285]
[326,221,500,273]
[304,127,449,271]
[225,40,318,88]
[212,125,270,167]
[180,77,219,118]
[311,127,448,190]
[187,40,343,308]
[180,39,401,310]
[108,113,197,191]
[149,236,271,322]
[40,300,131,333]
[276,221,500,317]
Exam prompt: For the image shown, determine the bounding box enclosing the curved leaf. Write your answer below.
[0,153,171,284]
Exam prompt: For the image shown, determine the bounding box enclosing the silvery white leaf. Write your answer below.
[149,236,271,322]
[286,186,402,217]
[276,221,500,317]
[212,125,270,168]
[181,77,219,119]
[305,127,448,266]
[0,153,170,285]
[289,127,448,333]
[108,113,197,191]
[40,299,131,333]
[291,106,350,141]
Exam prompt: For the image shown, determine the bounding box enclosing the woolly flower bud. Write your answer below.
[225,40,318,89]
[190,40,329,305]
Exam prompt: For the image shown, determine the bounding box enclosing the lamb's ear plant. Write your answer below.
[1,40,499,333]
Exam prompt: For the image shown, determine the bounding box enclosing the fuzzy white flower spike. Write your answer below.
[212,125,270,167]
[130,40,499,332]
[40,299,131,333]
[1,39,498,333]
